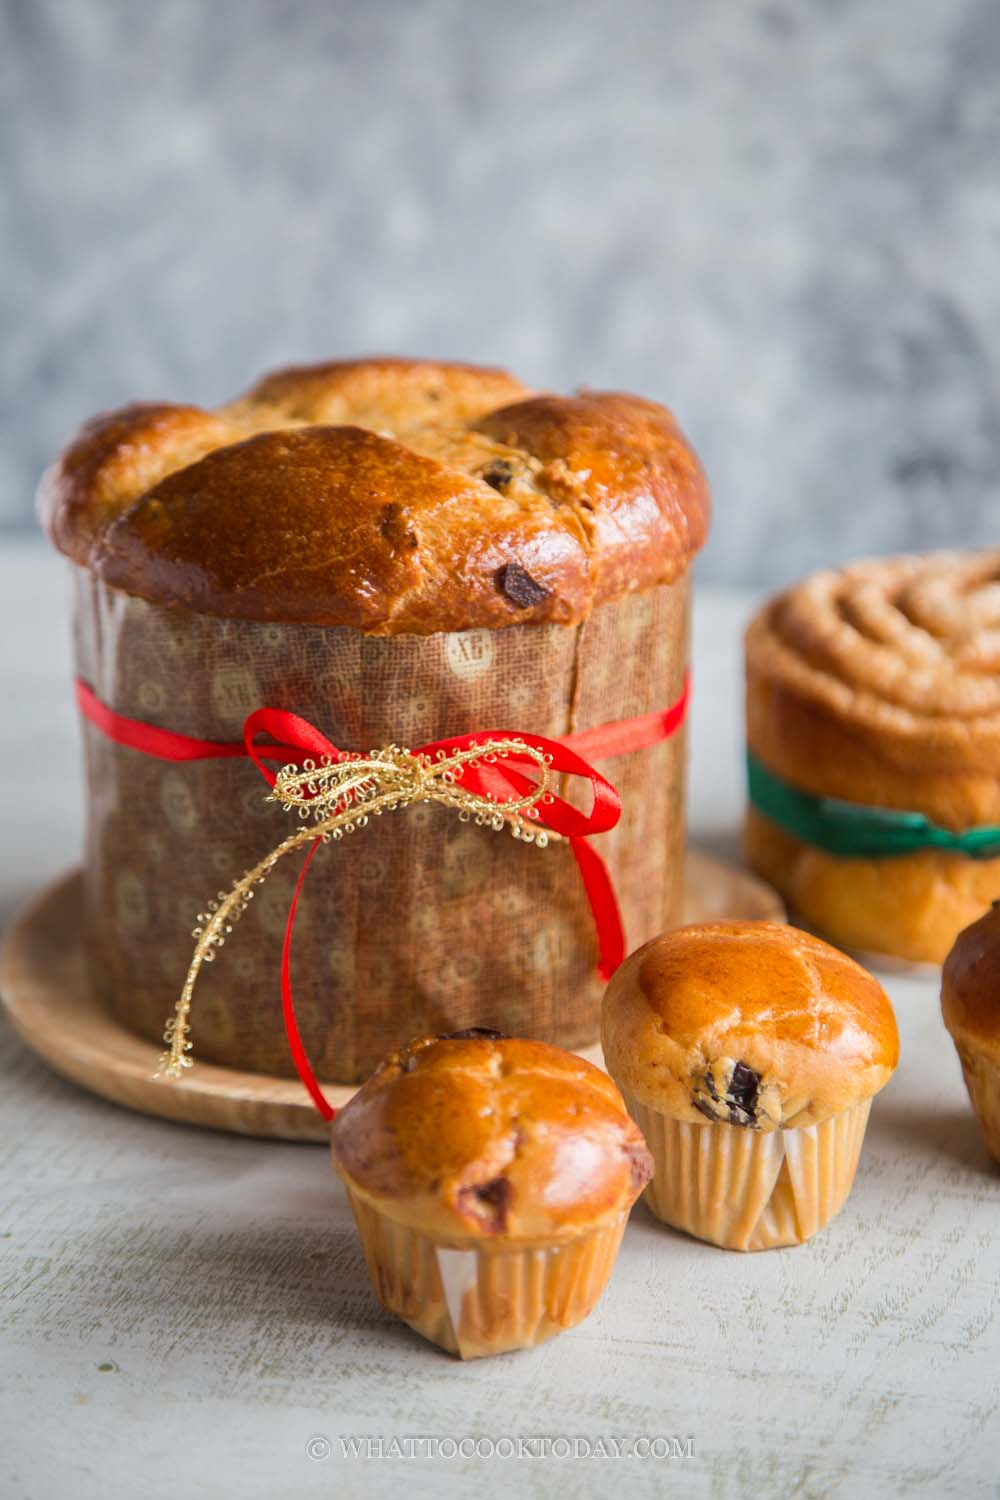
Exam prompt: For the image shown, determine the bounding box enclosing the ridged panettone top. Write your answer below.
[39,356,710,634]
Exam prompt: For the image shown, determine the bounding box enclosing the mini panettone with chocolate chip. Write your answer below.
[41,357,709,1082]
[602,921,898,1250]
[942,903,1000,1163]
[331,1031,653,1358]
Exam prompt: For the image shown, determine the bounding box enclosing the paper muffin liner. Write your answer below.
[952,1042,1000,1164]
[624,1094,872,1251]
[345,1188,628,1358]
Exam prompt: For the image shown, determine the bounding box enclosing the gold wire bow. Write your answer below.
[158,739,557,1079]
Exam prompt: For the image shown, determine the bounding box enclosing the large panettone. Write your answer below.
[41,357,710,1082]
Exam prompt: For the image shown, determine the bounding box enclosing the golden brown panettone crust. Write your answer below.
[330,1033,653,1244]
[745,806,1000,966]
[942,904,1000,1054]
[40,356,710,635]
[601,921,899,1129]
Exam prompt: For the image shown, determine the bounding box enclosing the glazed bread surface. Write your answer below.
[942,904,1000,1057]
[330,1031,653,1244]
[601,921,898,1129]
[40,356,709,634]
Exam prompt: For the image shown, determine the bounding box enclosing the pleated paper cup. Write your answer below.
[951,1043,1000,1164]
[624,1094,872,1251]
[346,1189,628,1358]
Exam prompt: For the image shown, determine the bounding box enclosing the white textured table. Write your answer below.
[2,540,998,1500]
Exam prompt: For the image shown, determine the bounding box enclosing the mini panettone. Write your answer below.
[602,921,899,1250]
[745,550,1000,964]
[942,904,1000,1163]
[330,1030,653,1358]
[40,356,710,1082]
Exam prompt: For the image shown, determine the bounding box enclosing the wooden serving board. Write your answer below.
[0,855,784,1142]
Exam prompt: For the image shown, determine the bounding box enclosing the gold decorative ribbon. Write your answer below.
[157,706,625,1116]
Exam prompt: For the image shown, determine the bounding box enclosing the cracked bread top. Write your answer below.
[602,921,899,1130]
[39,356,710,635]
[330,1031,653,1243]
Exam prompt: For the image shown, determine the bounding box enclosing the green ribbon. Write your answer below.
[747,751,1000,860]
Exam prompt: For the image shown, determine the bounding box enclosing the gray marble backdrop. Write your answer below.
[3,0,999,581]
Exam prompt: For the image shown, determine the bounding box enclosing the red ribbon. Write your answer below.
[76,674,690,1119]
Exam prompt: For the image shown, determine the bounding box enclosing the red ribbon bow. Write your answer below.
[239,709,625,1119]
[75,675,690,1119]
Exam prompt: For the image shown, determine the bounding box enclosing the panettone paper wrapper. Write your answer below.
[625,1094,872,1251]
[345,1188,627,1358]
[72,568,689,1082]
[953,1043,1000,1163]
